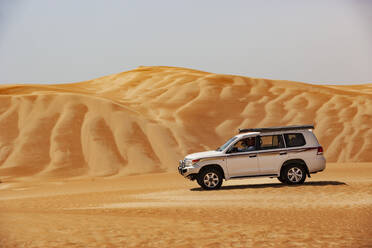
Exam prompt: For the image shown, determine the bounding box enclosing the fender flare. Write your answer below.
[199,164,226,179]
[280,159,310,178]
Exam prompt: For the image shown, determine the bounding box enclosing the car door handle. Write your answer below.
[249,154,257,158]
[279,152,287,155]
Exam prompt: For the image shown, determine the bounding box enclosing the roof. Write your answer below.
[235,132,260,138]
[238,124,314,134]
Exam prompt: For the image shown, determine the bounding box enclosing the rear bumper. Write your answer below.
[309,155,326,173]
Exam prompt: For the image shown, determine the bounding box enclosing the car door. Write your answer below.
[225,137,260,177]
[256,134,288,175]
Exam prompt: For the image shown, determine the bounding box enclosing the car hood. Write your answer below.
[185,150,224,160]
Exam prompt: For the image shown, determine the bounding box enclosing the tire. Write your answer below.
[197,168,223,190]
[282,164,306,185]
[277,176,286,184]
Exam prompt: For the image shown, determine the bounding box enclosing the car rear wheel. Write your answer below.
[283,164,306,185]
[197,168,223,190]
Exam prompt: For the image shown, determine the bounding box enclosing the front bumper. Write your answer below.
[178,166,187,175]
[178,160,199,178]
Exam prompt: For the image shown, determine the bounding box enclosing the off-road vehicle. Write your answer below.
[178,125,326,190]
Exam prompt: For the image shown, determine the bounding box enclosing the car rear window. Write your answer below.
[284,133,306,147]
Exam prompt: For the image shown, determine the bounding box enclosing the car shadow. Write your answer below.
[190,181,347,191]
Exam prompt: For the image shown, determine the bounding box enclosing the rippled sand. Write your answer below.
[0,163,371,247]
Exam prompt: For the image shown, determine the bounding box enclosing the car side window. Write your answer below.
[229,137,256,153]
[284,133,306,147]
[258,135,284,150]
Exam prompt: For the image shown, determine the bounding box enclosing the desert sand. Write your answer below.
[0,66,371,247]
[0,163,371,247]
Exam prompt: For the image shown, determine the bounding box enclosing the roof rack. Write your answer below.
[238,124,314,133]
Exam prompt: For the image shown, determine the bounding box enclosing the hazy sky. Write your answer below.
[0,0,371,85]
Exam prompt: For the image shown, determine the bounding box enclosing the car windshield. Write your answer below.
[216,137,237,151]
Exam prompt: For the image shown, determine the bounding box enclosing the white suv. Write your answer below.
[178,125,326,190]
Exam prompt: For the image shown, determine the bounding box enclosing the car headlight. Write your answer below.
[185,159,200,166]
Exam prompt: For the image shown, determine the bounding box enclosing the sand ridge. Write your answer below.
[0,66,371,178]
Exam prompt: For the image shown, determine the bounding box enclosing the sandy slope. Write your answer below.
[0,66,371,178]
[0,163,371,247]
[0,68,371,247]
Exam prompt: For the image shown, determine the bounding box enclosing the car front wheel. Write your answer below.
[197,168,223,190]
[277,176,286,183]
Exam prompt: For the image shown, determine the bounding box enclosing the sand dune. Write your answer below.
[0,66,371,178]
[0,67,371,248]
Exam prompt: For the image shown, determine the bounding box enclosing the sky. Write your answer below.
[0,0,371,85]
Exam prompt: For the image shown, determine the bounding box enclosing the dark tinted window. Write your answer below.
[258,135,284,150]
[284,133,306,147]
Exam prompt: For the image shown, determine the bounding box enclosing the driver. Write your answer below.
[240,137,256,152]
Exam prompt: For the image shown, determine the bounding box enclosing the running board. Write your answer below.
[230,174,278,179]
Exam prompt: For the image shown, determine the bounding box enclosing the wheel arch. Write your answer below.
[280,159,310,177]
[199,164,226,179]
